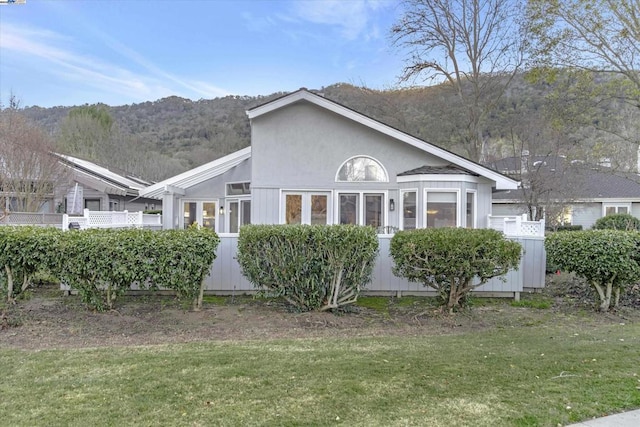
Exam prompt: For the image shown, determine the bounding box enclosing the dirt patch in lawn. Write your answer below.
[2,273,640,350]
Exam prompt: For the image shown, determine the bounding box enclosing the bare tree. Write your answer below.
[0,107,70,213]
[527,0,640,100]
[392,0,525,161]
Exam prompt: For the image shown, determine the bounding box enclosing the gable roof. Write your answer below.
[55,153,152,197]
[491,157,640,201]
[139,146,252,200]
[248,89,518,190]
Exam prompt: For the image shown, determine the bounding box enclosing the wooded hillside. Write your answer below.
[18,73,640,182]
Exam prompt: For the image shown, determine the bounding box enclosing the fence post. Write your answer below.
[62,213,69,231]
[138,211,143,228]
[539,219,545,236]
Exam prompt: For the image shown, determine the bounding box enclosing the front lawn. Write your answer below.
[2,321,639,426]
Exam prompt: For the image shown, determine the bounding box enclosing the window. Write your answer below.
[604,204,630,216]
[466,191,476,228]
[336,156,388,182]
[85,199,101,211]
[401,190,417,230]
[339,193,359,224]
[284,192,330,225]
[425,191,458,228]
[226,182,251,196]
[183,200,217,230]
[338,192,385,227]
[228,199,251,233]
[285,194,302,224]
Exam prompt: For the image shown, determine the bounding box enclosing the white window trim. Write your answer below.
[466,189,477,229]
[602,202,632,217]
[335,155,389,183]
[424,188,461,228]
[400,188,419,230]
[225,197,251,234]
[225,181,251,197]
[280,190,333,225]
[180,198,219,231]
[335,190,388,227]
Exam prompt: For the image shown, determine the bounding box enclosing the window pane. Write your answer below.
[339,194,359,224]
[311,195,328,225]
[605,206,616,216]
[426,192,457,228]
[241,200,251,226]
[203,202,216,230]
[403,191,416,230]
[183,202,197,229]
[364,194,383,227]
[337,157,387,182]
[286,194,302,224]
[229,201,239,233]
[466,192,475,229]
[226,182,251,195]
[85,199,101,211]
[618,206,629,214]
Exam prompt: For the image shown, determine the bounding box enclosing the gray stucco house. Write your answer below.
[140,89,518,231]
[139,89,548,296]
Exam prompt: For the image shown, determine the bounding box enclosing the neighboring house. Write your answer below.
[55,154,160,214]
[140,89,518,231]
[490,155,640,229]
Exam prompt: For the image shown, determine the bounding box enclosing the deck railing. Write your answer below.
[488,214,545,237]
[62,209,162,230]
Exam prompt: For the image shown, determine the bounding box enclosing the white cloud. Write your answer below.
[290,0,393,41]
[0,23,229,105]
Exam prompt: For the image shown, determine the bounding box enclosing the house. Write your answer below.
[141,89,518,231]
[490,155,640,229]
[140,89,544,295]
[55,154,160,214]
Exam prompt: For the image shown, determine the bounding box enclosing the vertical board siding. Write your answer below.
[208,235,546,295]
[206,235,253,292]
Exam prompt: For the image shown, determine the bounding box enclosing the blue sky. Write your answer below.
[0,0,405,108]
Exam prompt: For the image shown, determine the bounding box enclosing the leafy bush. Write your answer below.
[51,228,219,311]
[237,225,378,311]
[0,226,62,302]
[593,213,640,231]
[390,228,522,312]
[545,230,640,311]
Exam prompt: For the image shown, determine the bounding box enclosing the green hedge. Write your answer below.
[0,226,219,311]
[0,226,63,302]
[546,230,640,311]
[390,228,522,311]
[593,213,640,231]
[236,224,379,311]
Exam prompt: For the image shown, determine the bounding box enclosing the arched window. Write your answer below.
[336,156,388,182]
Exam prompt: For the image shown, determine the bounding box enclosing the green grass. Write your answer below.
[2,323,640,426]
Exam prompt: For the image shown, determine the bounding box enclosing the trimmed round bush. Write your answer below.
[390,228,522,311]
[593,213,640,231]
[237,224,379,311]
[546,230,640,311]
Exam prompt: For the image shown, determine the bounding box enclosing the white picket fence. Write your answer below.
[488,214,545,237]
[62,209,162,230]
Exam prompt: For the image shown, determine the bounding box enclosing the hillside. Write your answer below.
[19,75,640,181]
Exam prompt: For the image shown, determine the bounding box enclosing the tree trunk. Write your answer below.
[5,265,14,303]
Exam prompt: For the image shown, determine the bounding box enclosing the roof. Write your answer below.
[398,165,479,176]
[248,89,518,190]
[55,153,152,197]
[492,164,640,201]
[138,146,252,200]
